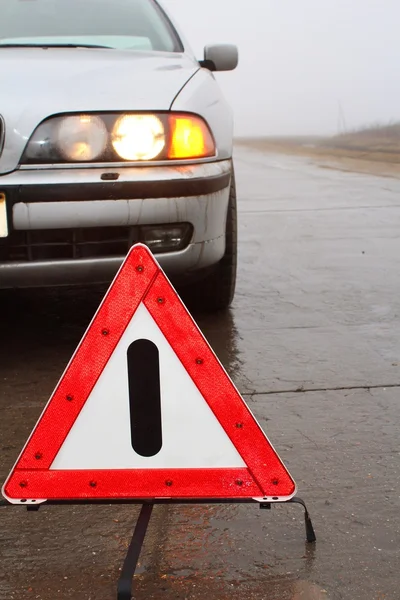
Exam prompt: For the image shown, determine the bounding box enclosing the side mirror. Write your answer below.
[199,44,239,72]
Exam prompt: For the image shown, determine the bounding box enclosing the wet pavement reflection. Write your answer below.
[1,146,400,599]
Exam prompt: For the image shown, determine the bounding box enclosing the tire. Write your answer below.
[182,168,237,312]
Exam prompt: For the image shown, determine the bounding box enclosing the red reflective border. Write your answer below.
[5,468,262,499]
[4,245,295,501]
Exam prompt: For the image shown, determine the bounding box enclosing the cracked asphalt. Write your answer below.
[1,145,399,599]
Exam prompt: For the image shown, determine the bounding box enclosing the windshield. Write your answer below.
[0,0,182,51]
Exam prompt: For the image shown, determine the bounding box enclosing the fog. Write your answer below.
[161,0,400,137]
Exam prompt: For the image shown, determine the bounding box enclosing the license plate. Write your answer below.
[0,193,7,237]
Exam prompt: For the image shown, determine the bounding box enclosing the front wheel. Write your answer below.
[183,169,237,312]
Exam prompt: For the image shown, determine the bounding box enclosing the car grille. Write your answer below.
[0,227,139,262]
[0,115,5,158]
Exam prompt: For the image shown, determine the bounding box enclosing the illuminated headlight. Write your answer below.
[21,113,216,164]
[112,115,165,161]
[56,115,108,161]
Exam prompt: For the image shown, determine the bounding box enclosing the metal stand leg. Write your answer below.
[260,496,316,543]
[288,496,316,543]
[117,503,154,600]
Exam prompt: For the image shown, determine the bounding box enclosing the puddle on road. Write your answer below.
[133,502,326,600]
[292,580,329,599]
[134,572,329,600]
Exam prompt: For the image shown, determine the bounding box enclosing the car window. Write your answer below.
[0,0,182,52]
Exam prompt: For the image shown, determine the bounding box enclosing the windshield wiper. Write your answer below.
[0,43,112,49]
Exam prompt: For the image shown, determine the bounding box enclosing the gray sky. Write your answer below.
[161,0,400,137]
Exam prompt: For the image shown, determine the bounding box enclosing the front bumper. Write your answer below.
[0,160,231,288]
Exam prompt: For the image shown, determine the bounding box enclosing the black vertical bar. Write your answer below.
[127,339,163,457]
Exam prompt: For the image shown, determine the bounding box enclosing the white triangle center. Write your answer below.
[51,303,246,470]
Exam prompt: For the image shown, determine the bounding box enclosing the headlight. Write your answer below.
[112,115,165,161]
[56,115,108,161]
[21,113,216,164]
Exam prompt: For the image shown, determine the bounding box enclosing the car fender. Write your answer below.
[170,68,234,160]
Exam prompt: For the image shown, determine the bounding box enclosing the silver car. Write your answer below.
[0,0,238,311]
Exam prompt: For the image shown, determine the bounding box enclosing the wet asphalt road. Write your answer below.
[1,146,400,600]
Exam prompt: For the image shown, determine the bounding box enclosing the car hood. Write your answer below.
[0,48,199,173]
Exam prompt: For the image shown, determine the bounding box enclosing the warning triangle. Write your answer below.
[2,244,296,504]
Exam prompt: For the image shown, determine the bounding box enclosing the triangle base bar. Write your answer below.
[5,467,278,500]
